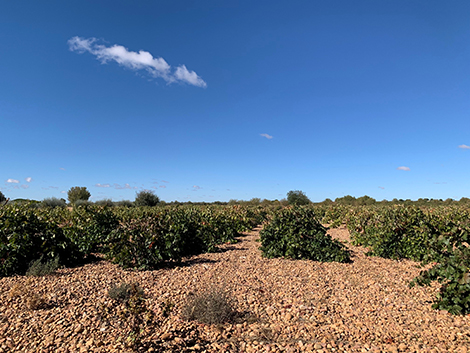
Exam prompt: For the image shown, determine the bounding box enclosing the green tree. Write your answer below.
[459,197,470,204]
[67,186,91,204]
[0,191,6,204]
[320,198,334,205]
[335,195,357,205]
[286,190,311,206]
[249,197,261,205]
[134,190,160,207]
[356,195,376,206]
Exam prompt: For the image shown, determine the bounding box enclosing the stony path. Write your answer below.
[0,227,469,352]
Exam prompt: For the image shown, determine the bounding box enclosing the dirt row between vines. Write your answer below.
[0,226,469,353]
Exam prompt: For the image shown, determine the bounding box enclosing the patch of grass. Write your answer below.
[26,256,60,277]
[181,286,236,325]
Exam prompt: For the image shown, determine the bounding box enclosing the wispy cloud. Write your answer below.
[43,186,59,190]
[6,179,19,183]
[61,191,66,194]
[161,180,169,183]
[21,185,29,189]
[192,185,201,191]
[397,166,410,171]
[25,177,32,183]
[260,133,273,139]
[159,185,166,188]
[378,186,385,190]
[95,183,110,188]
[114,183,137,190]
[59,167,66,171]
[68,36,207,88]
[458,144,470,149]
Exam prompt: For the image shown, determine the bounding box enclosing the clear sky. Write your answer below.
[1,1,469,202]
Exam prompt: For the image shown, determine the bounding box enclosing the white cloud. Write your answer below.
[68,36,206,87]
[458,144,470,149]
[61,191,66,194]
[159,185,167,189]
[397,166,410,171]
[6,179,19,183]
[174,65,207,88]
[21,185,29,189]
[260,133,273,139]
[60,167,66,171]
[95,183,110,188]
[192,185,201,191]
[378,186,385,190]
[25,177,32,183]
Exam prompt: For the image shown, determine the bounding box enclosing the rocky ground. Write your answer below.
[0,226,469,353]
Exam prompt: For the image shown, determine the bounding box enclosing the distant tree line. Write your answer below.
[1,188,469,209]
[315,195,470,206]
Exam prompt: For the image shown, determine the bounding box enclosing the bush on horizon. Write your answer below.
[67,186,91,205]
[134,190,160,207]
[286,190,311,206]
[41,197,67,208]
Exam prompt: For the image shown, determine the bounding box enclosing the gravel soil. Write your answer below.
[1,226,469,353]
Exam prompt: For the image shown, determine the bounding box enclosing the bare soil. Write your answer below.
[0,227,469,352]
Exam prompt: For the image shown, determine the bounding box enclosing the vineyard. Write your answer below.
[0,203,469,351]
[0,204,265,275]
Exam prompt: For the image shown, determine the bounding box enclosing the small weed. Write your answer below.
[181,286,236,325]
[101,282,154,351]
[26,256,60,277]
[160,299,175,318]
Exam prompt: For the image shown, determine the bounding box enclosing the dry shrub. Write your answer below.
[25,292,47,310]
[8,280,48,310]
[108,282,144,303]
[8,283,24,298]
[181,286,236,325]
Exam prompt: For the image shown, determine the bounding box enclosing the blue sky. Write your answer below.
[1,1,469,202]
